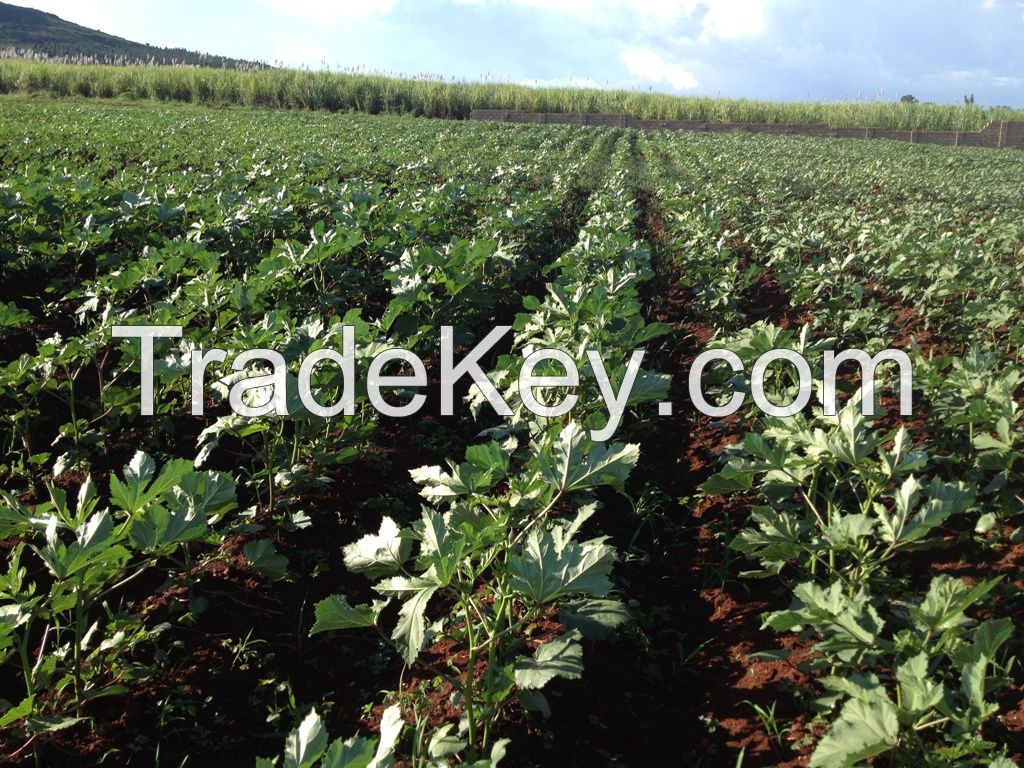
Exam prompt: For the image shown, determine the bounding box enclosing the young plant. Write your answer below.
[705,400,976,590]
[766,575,1017,767]
[0,452,236,732]
[310,424,636,761]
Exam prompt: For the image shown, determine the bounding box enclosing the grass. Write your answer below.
[0,58,1022,131]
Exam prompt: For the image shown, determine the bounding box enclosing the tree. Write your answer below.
[900,94,918,104]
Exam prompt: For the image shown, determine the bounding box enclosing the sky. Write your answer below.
[9,0,1024,106]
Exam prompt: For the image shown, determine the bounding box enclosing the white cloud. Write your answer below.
[938,68,1024,89]
[625,0,764,31]
[456,0,770,38]
[624,0,692,21]
[621,46,699,90]
[452,0,768,94]
[257,0,397,20]
[459,0,593,11]
[697,0,768,39]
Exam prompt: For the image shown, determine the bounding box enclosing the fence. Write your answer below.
[469,110,1024,150]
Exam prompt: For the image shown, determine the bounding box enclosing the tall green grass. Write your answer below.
[1,59,1020,131]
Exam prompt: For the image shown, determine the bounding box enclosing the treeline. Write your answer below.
[0,47,266,70]
[0,59,1021,131]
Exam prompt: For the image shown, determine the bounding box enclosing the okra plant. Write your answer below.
[705,400,976,590]
[767,575,1017,767]
[0,451,237,735]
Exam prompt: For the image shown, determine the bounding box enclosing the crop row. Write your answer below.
[3,60,1024,131]
[0,101,635,765]
[643,127,1024,765]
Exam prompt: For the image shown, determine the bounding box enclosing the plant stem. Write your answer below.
[462,596,479,753]
[17,615,36,706]
[913,715,950,732]
[72,572,85,715]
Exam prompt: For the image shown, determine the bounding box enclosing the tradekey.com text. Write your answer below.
[112,324,914,441]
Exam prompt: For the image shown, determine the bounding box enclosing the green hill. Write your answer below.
[0,1,265,69]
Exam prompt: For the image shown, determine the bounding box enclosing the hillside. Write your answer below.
[0,1,264,68]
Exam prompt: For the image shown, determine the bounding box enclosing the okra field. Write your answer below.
[2,97,1024,767]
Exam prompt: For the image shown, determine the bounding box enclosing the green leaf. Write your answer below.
[730,506,809,570]
[38,510,128,579]
[955,617,1014,725]
[409,442,509,498]
[416,509,465,587]
[321,735,376,768]
[427,724,466,759]
[514,629,584,690]
[388,580,438,665]
[0,697,33,728]
[550,502,596,553]
[700,462,756,495]
[482,662,516,707]
[824,513,876,546]
[960,652,992,723]
[172,470,237,519]
[466,739,510,768]
[972,617,1014,658]
[820,672,884,703]
[244,540,290,580]
[0,301,30,330]
[0,603,30,632]
[122,450,156,488]
[464,441,511,476]
[559,598,631,641]
[310,595,377,635]
[624,369,671,405]
[909,575,1001,634]
[418,508,449,557]
[895,653,944,715]
[284,708,328,768]
[410,464,472,498]
[130,503,206,550]
[899,479,974,544]
[343,517,410,579]
[539,423,639,493]
[764,582,886,661]
[518,690,551,718]
[109,452,192,514]
[509,530,614,604]
[83,684,130,703]
[25,715,86,733]
[368,704,402,768]
[49,449,69,478]
[76,509,114,551]
[809,695,898,768]
[0,492,31,538]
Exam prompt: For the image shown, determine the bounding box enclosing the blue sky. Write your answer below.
[12,0,1024,106]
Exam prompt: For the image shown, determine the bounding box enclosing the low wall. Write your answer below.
[469,109,1024,150]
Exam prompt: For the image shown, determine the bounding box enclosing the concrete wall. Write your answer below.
[469,110,1024,151]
